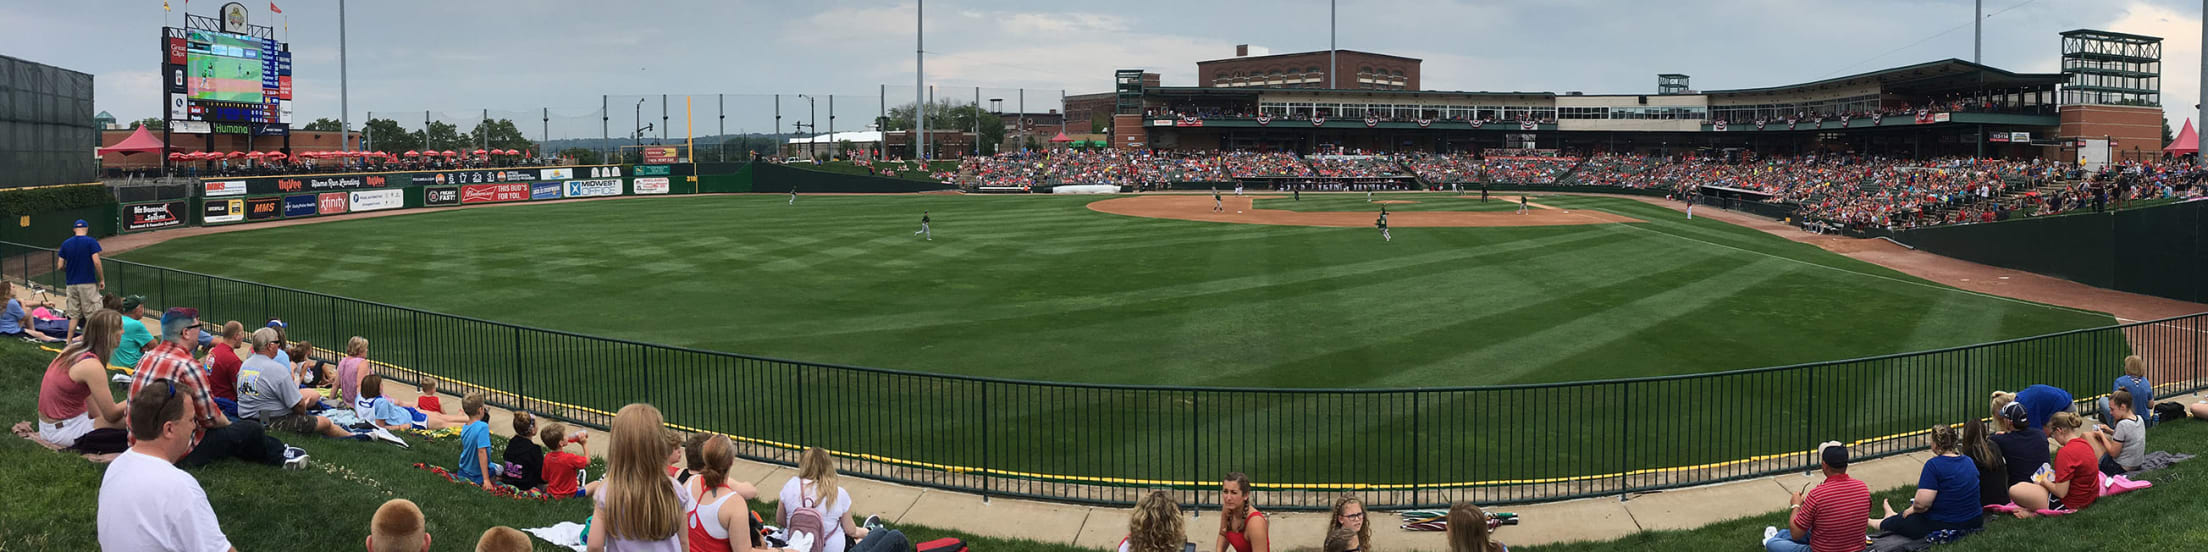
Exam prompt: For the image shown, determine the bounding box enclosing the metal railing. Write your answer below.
[2,239,2198,511]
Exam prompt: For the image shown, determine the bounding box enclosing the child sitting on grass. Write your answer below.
[540,422,592,499]
[366,498,429,552]
[501,412,545,492]
[408,377,446,415]
[455,391,498,491]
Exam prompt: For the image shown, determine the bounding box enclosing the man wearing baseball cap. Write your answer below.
[56,219,103,342]
[130,306,304,468]
[1763,441,1870,552]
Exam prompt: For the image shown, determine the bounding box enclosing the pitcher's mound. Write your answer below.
[1088,195,1641,228]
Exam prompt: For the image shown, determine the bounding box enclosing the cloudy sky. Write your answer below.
[5,0,2201,138]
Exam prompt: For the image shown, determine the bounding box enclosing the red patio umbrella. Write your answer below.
[440,150,457,157]
[167,152,187,160]
[266,152,287,161]
[403,150,421,157]
[245,151,268,159]
[225,151,247,159]
[473,148,488,156]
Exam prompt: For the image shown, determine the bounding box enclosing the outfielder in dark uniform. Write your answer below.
[1376,207,1391,242]
[914,210,932,240]
[1481,184,1490,203]
[1213,188,1224,212]
[1516,194,1529,214]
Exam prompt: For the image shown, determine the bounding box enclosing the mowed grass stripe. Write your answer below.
[115,194,2116,389]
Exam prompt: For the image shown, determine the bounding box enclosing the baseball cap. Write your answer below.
[120,295,146,311]
[2001,401,2030,428]
[160,307,201,339]
[73,219,88,228]
[266,319,286,329]
[1818,441,1850,471]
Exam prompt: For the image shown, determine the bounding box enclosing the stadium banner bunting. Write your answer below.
[1175,115,1204,127]
[565,179,622,198]
[245,196,281,220]
[317,192,349,214]
[1255,114,1273,126]
[530,182,563,201]
[348,189,403,212]
[1872,113,1884,125]
[1519,120,1538,130]
[1712,120,1727,132]
[1311,116,1326,126]
[633,177,671,195]
[282,194,318,218]
[1364,116,1379,128]
[424,187,460,206]
[203,198,245,224]
[460,183,531,204]
[121,201,189,232]
[1415,118,1433,128]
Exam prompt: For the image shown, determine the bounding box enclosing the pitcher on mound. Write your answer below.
[1517,194,1529,214]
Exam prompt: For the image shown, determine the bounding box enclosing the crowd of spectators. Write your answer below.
[159,155,562,179]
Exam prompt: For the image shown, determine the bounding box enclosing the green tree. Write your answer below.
[838,139,854,158]
[557,147,601,164]
[881,101,1006,156]
[2164,118,2175,146]
[424,121,466,151]
[1088,112,1111,134]
[468,118,536,152]
[303,118,345,132]
[132,118,165,130]
[361,118,418,152]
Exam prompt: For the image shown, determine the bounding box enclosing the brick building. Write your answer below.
[1197,47,1420,91]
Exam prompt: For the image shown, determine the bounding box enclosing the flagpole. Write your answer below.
[338,0,350,152]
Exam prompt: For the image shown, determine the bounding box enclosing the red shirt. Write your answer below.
[207,345,242,400]
[2054,438,2099,510]
[416,395,443,414]
[1792,472,1870,552]
[542,451,590,497]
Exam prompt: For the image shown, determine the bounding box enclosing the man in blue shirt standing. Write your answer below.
[56,219,104,342]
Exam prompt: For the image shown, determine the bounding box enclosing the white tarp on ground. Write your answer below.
[1052,185,1120,194]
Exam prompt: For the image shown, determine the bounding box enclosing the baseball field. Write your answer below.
[116,192,2114,388]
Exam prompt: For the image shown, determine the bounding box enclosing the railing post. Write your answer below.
[1411,390,1422,507]
[511,325,525,413]
[1188,388,1200,513]
[980,383,991,503]
[409,310,422,382]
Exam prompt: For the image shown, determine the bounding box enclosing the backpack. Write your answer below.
[2153,402,2189,425]
[786,483,833,552]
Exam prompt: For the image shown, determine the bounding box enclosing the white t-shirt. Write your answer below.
[98,449,232,552]
[776,477,853,552]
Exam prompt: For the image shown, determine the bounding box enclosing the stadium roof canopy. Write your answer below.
[1702,59,2065,98]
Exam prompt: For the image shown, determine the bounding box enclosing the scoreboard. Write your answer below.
[163,25,291,132]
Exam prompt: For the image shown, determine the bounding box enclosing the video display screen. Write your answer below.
[185,30,263,103]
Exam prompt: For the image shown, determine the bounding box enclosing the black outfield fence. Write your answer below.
[2,239,2199,511]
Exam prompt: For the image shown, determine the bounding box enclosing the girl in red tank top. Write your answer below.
[1216,473,1268,552]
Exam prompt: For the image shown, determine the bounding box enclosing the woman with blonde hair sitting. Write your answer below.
[585,403,691,551]
[776,447,908,552]
[1119,490,1186,552]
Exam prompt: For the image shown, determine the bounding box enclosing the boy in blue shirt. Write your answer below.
[454,391,499,490]
[2099,355,2154,428]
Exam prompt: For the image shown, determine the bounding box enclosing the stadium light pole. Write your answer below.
[339,0,351,152]
[2200,0,2205,147]
[1973,0,1981,64]
[916,0,926,161]
[1329,0,1337,89]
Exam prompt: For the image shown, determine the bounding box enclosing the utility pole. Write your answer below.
[1973,0,1982,64]
[1329,0,1337,89]
[916,0,926,160]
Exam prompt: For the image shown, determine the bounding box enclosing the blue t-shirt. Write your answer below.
[371,397,415,428]
[1919,454,1980,524]
[58,235,101,285]
[2113,375,2152,421]
[113,316,156,369]
[2016,384,2073,431]
[0,299,23,334]
[456,420,492,484]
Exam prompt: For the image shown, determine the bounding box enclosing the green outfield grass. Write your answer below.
[117,192,2111,389]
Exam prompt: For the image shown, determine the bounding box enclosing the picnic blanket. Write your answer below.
[2133,451,2194,472]
[523,522,588,552]
[10,421,118,463]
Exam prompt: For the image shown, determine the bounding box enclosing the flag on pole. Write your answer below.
[268,2,281,13]
[163,0,170,11]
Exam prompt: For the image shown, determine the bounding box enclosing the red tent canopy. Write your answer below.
[1049,132,1073,143]
[2165,119,2198,155]
[97,126,175,156]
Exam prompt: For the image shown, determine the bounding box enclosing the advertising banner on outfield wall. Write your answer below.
[633,177,670,195]
[318,193,350,215]
[540,168,573,180]
[204,199,245,224]
[425,187,460,206]
[531,182,563,201]
[641,147,679,164]
[632,165,670,176]
[204,180,248,197]
[349,189,403,212]
[283,195,319,218]
[433,170,537,186]
[122,201,188,232]
[246,197,282,221]
[461,183,531,204]
[564,179,621,198]
[254,174,394,196]
[583,166,622,178]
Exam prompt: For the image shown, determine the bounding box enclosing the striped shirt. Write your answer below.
[1793,472,1870,552]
